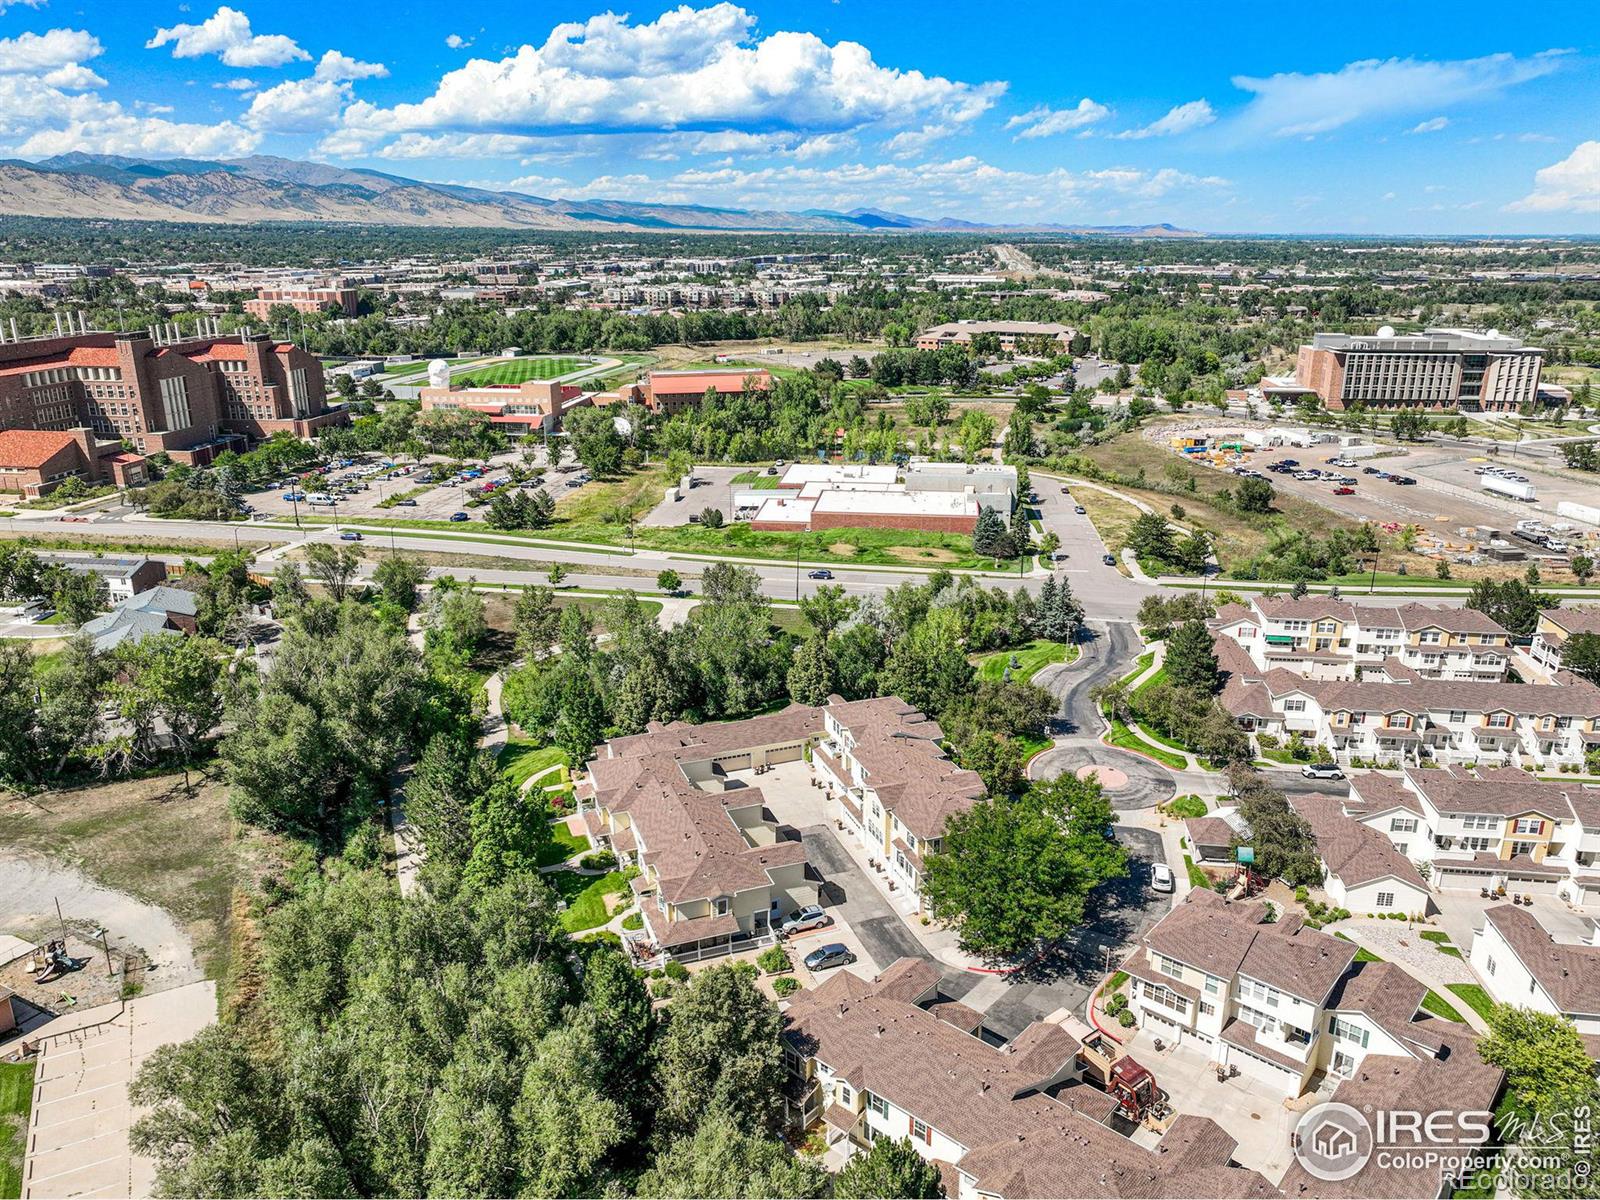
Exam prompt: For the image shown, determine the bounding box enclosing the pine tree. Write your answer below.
[972,506,1009,558]
[1009,504,1032,555]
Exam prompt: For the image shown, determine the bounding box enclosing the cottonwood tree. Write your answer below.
[637,1116,828,1199]
[654,964,786,1140]
[304,542,363,602]
[834,1135,946,1199]
[372,554,426,611]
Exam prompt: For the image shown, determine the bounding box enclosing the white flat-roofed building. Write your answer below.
[750,488,977,533]
[777,463,898,489]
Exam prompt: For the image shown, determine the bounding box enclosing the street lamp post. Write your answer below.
[795,545,801,603]
[1368,556,1379,594]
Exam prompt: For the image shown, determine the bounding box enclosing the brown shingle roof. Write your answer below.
[827,695,986,840]
[1289,792,1429,892]
[1484,904,1600,1015]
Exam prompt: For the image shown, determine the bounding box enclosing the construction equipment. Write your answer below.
[1076,1026,1175,1131]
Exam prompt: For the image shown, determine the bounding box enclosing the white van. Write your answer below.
[306,492,338,506]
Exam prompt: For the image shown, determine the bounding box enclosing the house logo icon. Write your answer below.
[1294,1102,1373,1181]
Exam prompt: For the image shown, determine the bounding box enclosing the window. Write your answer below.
[1199,1000,1216,1016]
[1376,892,1396,908]
[1330,1016,1370,1048]
[1486,957,1496,977]
[1487,713,1513,729]
[1239,978,1280,1009]
[1390,818,1417,833]
[1449,711,1467,723]
[1514,818,1542,835]
[1145,984,1187,1014]
[1238,1004,1276,1034]
[911,1118,931,1145]
[1419,631,1442,644]
[1285,699,1307,713]
[714,896,730,916]
[1155,953,1184,980]
[867,1093,888,1118]
[835,1084,853,1106]
[1203,976,1221,995]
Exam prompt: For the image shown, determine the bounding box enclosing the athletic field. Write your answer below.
[452,356,587,386]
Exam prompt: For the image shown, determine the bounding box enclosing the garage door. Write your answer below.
[714,753,752,771]
[1225,1044,1300,1091]
[766,742,804,765]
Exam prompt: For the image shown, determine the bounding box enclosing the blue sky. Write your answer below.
[6,0,1600,232]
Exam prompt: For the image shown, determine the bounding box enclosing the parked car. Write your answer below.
[1150,863,1175,893]
[1061,485,1072,494]
[1102,553,1117,566]
[449,511,469,522]
[1074,505,1087,515]
[339,531,363,541]
[807,569,834,580]
[395,499,418,507]
[282,491,306,502]
[1333,486,1355,495]
[1301,762,1345,780]
[778,905,831,937]
[1363,466,1382,475]
[1395,476,1417,486]
[803,943,856,972]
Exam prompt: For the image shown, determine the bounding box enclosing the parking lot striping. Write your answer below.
[24,1153,125,1188]
[34,1078,129,1108]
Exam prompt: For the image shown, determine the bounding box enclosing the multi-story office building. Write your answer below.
[243,283,359,320]
[1295,326,1543,412]
[914,320,1075,352]
[0,327,344,466]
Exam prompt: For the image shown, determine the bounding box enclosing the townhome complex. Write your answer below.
[811,696,986,904]
[1213,597,1512,682]
[782,957,1278,1199]
[578,705,823,959]
[1530,607,1600,676]
[577,694,984,959]
[1119,891,1500,1105]
[1216,633,1600,770]
[1339,767,1600,903]
[1469,905,1600,1033]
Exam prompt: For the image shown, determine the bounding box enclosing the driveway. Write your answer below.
[798,824,980,1005]
[979,825,1174,1039]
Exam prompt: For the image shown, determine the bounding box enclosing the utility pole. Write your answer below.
[1368,556,1379,595]
[795,545,801,603]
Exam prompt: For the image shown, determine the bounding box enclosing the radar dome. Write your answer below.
[426,358,450,388]
[1377,325,1396,338]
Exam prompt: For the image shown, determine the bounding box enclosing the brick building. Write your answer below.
[0,328,345,468]
[644,368,771,415]
[419,377,591,436]
[1295,327,1543,412]
[0,428,147,498]
[243,284,359,320]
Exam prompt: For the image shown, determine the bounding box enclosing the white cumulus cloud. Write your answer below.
[246,78,350,131]
[1005,98,1110,140]
[0,28,103,73]
[1506,141,1600,214]
[445,33,471,50]
[1229,50,1564,138]
[1407,116,1449,134]
[1112,99,1215,140]
[148,6,309,68]
[329,4,1001,156]
[314,50,388,82]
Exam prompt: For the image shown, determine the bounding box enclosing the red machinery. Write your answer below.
[1107,1057,1161,1122]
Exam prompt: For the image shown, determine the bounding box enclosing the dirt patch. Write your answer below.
[884,545,959,563]
[0,769,282,985]
[828,542,859,557]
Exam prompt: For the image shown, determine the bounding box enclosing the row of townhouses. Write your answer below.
[1531,607,1600,676]
[1215,633,1600,770]
[781,956,1280,1200]
[575,694,985,961]
[1213,596,1513,682]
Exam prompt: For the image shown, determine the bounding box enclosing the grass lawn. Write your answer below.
[1333,932,1383,963]
[1447,983,1497,1023]
[1421,989,1467,1023]
[1182,853,1210,889]
[548,868,633,933]
[977,639,1076,684]
[730,472,783,488]
[1116,651,1156,690]
[536,820,590,869]
[498,739,571,791]
[1014,731,1054,761]
[1106,716,1187,770]
[452,356,587,386]
[0,1060,34,1200]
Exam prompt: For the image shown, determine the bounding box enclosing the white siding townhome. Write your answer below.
[1470,905,1600,1034]
[781,957,1279,1200]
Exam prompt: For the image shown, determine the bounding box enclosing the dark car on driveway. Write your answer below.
[803,943,855,972]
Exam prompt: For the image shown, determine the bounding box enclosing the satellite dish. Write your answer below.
[1377,325,1396,339]
[427,358,450,389]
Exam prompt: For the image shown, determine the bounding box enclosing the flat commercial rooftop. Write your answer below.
[779,463,898,487]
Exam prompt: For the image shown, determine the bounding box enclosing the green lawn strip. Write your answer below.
[1182,853,1210,889]
[0,1060,34,1200]
[1014,732,1054,762]
[1420,989,1467,1023]
[1105,717,1187,770]
[976,639,1075,684]
[1446,983,1496,1023]
[1101,970,1129,995]
[1115,651,1156,690]
[1257,745,1305,765]
[498,740,571,791]
[1131,663,1167,700]
[550,869,633,932]
[536,820,590,869]
[730,472,783,488]
[1128,720,1191,756]
[1333,932,1383,962]
[1418,930,1463,958]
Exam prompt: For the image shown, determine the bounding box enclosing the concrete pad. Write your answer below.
[22,980,217,1200]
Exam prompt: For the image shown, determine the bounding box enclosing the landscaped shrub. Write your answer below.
[663,960,690,982]
[757,945,792,975]
[772,975,801,998]
[1116,1009,1136,1028]
[649,977,676,999]
[621,912,643,931]
[580,850,617,872]
[1105,992,1128,1016]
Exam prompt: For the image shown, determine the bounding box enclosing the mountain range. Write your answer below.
[0,154,1200,237]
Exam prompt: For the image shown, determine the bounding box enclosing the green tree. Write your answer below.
[972,506,1010,559]
[657,569,682,595]
[1466,578,1554,638]
[1234,477,1276,513]
[1126,512,1176,566]
[305,542,363,603]
[798,583,856,638]
[921,772,1126,959]
[513,585,561,660]
[654,964,785,1139]
[787,636,836,706]
[1571,554,1594,586]
[1165,617,1222,694]
[1561,632,1600,687]
[563,406,626,476]
[372,554,427,611]
[636,1116,828,1199]
[879,613,975,718]
[834,1135,946,1199]
[49,567,105,624]
[1226,766,1322,887]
